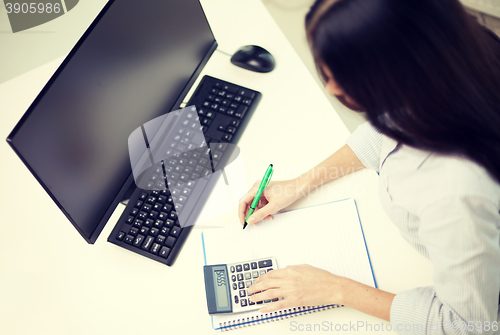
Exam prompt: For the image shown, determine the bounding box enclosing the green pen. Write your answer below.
[243,164,274,229]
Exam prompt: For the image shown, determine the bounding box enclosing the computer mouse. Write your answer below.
[230,45,275,73]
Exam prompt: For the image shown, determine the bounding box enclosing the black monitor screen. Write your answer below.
[7,0,216,242]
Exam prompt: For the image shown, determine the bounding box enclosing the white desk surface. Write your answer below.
[0,1,433,334]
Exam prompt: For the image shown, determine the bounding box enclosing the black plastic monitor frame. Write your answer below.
[7,0,217,244]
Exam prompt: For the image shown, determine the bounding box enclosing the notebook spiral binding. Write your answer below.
[218,305,343,331]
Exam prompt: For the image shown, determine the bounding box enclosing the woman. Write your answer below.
[239,0,500,333]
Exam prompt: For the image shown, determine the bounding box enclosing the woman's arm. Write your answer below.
[238,144,365,225]
[248,265,394,321]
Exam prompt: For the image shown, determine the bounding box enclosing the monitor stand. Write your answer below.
[120,182,138,206]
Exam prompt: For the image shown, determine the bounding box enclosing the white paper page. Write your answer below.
[201,198,375,327]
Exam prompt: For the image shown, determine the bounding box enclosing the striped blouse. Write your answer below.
[346,122,500,335]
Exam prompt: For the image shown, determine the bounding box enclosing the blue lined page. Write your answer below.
[202,198,375,330]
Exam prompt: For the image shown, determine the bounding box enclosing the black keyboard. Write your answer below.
[108,75,262,265]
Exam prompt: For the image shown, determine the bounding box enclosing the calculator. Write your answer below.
[203,257,278,314]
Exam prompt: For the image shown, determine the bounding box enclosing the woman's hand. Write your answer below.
[238,179,306,226]
[247,265,346,313]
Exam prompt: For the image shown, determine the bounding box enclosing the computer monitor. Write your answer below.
[7,0,217,243]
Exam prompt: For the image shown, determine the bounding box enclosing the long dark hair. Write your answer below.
[306,0,500,183]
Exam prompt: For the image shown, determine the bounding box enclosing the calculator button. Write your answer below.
[252,271,259,278]
[159,246,170,258]
[230,266,235,273]
[252,280,257,285]
[264,299,271,303]
[251,262,257,270]
[232,283,237,290]
[235,265,242,272]
[267,268,273,272]
[239,290,246,298]
[245,281,252,288]
[231,275,236,282]
[243,263,250,271]
[244,273,251,280]
[234,296,239,304]
[237,274,244,281]
[241,299,247,307]
[238,282,245,289]
[260,270,266,276]
[258,260,272,268]
[249,299,255,306]
[272,298,279,302]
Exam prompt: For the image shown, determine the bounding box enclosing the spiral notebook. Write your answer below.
[201,198,376,331]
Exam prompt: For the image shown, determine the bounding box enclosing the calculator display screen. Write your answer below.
[214,270,229,308]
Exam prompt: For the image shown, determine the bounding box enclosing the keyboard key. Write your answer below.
[165,236,176,248]
[129,227,138,236]
[140,227,149,235]
[159,246,171,258]
[144,219,154,228]
[235,105,247,119]
[238,90,255,99]
[116,231,126,241]
[139,192,148,201]
[151,243,161,255]
[170,226,181,238]
[161,226,170,236]
[133,234,145,247]
[162,220,173,229]
[124,234,134,244]
[126,216,134,224]
[142,236,154,251]
[149,227,159,236]
[138,212,148,220]
[133,219,143,228]
[156,235,166,244]
[226,126,236,134]
[221,134,232,142]
[154,219,163,228]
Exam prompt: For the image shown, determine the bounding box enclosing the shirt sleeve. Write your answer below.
[345,121,383,172]
[390,196,500,335]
